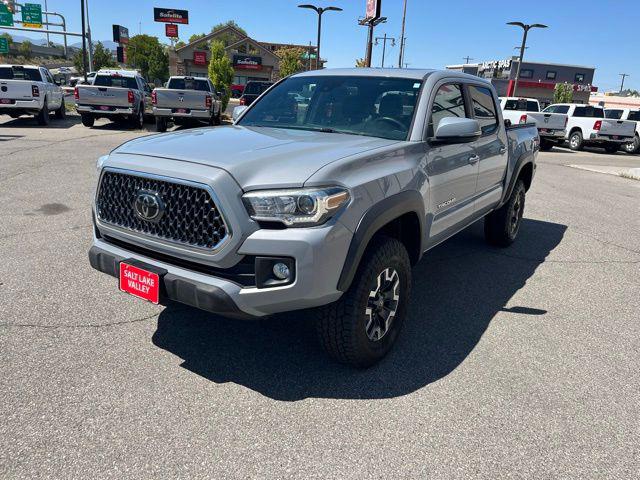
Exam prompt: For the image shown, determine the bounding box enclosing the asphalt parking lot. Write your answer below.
[1,115,639,479]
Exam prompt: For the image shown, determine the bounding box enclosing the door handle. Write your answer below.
[468,154,480,164]
[499,146,507,154]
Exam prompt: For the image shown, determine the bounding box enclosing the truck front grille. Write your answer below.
[96,170,229,250]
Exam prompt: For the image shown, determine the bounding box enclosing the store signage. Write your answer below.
[21,3,42,28]
[165,24,178,38]
[479,59,512,71]
[193,51,207,66]
[153,7,189,24]
[112,25,129,44]
[233,55,262,70]
[365,0,381,21]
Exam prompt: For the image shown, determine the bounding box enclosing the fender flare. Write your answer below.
[337,190,425,292]
[501,152,535,205]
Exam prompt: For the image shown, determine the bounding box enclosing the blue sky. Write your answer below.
[9,0,640,92]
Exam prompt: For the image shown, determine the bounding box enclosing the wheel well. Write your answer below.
[569,127,582,136]
[518,162,534,191]
[375,212,422,265]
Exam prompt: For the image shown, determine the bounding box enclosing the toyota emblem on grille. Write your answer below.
[134,191,164,222]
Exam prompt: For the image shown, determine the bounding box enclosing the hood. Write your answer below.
[112,125,400,190]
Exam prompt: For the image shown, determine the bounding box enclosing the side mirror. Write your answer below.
[232,105,248,122]
[432,117,481,144]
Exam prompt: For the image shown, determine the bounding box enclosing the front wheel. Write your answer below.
[568,130,584,151]
[315,236,411,368]
[484,179,526,247]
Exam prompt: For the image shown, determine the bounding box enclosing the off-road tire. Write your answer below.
[130,106,144,129]
[156,117,168,132]
[36,99,50,126]
[484,179,526,247]
[568,130,584,151]
[622,135,640,154]
[315,236,411,368]
[81,114,95,127]
[604,143,619,154]
[55,98,66,119]
[539,138,554,151]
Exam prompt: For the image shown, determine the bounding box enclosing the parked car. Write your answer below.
[89,69,539,367]
[75,69,152,128]
[238,81,273,106]
[605,108,640,154]
[543,103,635,152]
[69,71,96,87]
[152,76,223,132]
[499,97,568,151]
[0,64,66,125]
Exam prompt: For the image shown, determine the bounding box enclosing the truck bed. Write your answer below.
[153,88,211,119]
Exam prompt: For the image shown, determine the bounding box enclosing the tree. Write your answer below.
[92,42,117,70]
[553,83,573,103]
[18,40,32,59]
[211,20,247,46]
[276,47,305,78]
[189,33,206,44]
[126,34,169,82]
[175,40,186,49]
[208,40,234,111]
[355,58,367,68]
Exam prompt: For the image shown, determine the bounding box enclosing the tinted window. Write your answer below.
[239,75,422,141]
[0,66,42,81]
[546,71,557,80]
[573,106,603,118]
[429,84,466,137]
[469,85,498,135]
[504,99,539,112]
[519,69,533,79]
[628,111,640,121]
[543,105,570,114]
[244,82,273,95]
[167,78,210,91]
[93,75,138,89]
[605,109,623,119]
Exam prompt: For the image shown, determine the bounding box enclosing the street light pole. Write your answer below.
[298,4,342,70]
[507,21,548,97]
[80,0,87,82]
[398,0,407,68]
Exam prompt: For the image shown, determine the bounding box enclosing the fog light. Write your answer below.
[272,262,290,280]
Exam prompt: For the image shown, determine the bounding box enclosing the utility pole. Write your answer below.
[619,73,629,93]
[398,0,407,68]
[44,0,49,45]
[463,55,473,64]
[507,22,548,97]
[85,0,93,72]
[360,16,386,68]
[375,33,395,68]
[80,0,87,82]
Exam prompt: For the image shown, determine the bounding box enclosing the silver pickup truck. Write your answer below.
[75,69,152,128]
[152,76,223,132]
[89,69,539,367]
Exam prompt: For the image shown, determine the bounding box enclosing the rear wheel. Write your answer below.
[539,138,554,151]
[622,135,639,154]
[485,179,526,247]
[130,106,144,129]
[604,143,619,154]
[315,236,411,368]
[155,117,168,132]
[36,99,50,126]
[81,113,94,127]
[568,130,584,151]
[55,98,66,119]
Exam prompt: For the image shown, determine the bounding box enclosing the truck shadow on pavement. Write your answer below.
[0,115,81,129]
[152,218,566,401]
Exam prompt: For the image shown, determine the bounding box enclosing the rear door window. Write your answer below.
[543,105,570,114]
[504,99,539,112]
[0,66,42,81]
[468,85,498,135]
[573,106,604,118]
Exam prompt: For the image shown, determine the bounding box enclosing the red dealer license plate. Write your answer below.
[0,98,14,104]
[176,108,188,113]
[119,262,160,304]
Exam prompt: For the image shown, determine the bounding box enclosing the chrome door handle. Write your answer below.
[468,155,480,164]
[499,146,507,154]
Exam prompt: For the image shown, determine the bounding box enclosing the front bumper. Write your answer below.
[90,219,352,318]
[77,104,134,115]
[153,107,210,119]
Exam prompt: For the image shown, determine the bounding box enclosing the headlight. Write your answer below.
[96,155,108,172]
[242,187,350,227]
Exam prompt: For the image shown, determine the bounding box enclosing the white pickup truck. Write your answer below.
[0,64,66,125]
[543,103,636,153]
[604,108,640,154]
[499,97,567,151]
[152,76,223,132]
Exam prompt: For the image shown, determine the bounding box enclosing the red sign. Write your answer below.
[165,23,178,38]
[507,79,598,96]
[193,51,207,65]
[119,263,160,304]
[365,0,381,21]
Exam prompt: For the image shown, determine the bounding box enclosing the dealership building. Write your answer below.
[170,24,321,86]
[446,57,597,107]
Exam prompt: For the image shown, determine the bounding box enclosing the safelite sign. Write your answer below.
[153,7,189,24]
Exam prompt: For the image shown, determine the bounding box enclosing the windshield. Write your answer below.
[504,99,539,112]
[238,75,422,141]
[0,66,42,81]
[168,78,210,91]
[93,75,138,89]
